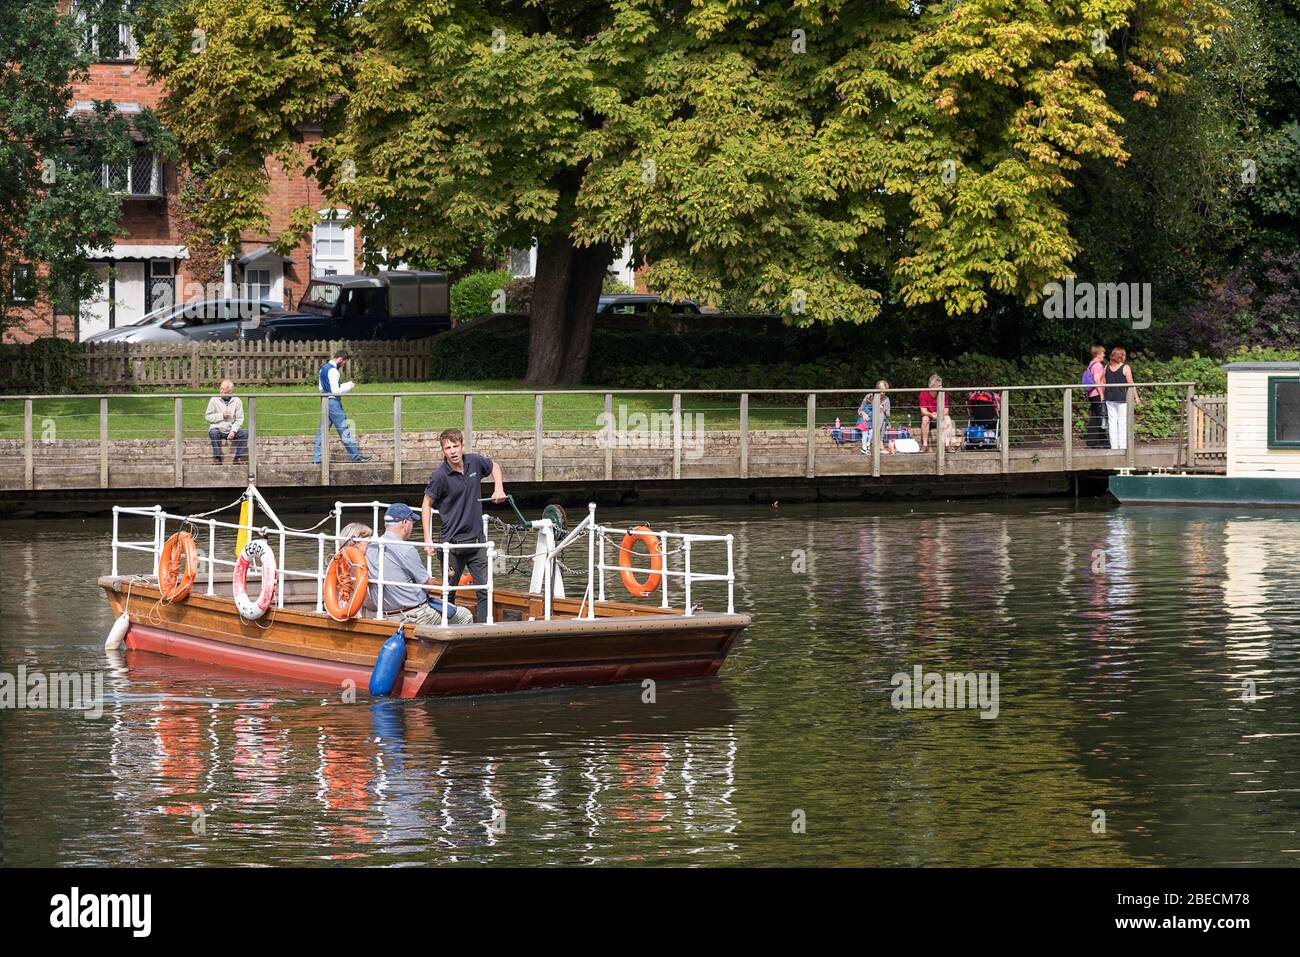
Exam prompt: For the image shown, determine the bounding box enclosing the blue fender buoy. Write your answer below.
[369,625,406,697]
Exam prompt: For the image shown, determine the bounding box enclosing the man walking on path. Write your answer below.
[312,349,371,463]
[205,379,248,464]
[421,428,507,624]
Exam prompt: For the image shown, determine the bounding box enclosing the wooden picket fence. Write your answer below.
[68,338,435,389]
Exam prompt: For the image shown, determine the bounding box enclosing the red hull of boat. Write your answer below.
[124,624,723,698]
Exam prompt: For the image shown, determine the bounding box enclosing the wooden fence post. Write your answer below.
[1000,390,1010,473]
[1126,384,1137,468]
[1184,385,1195,468]
[320,395,330,486]
[534,393,544,482]
[189,342,201,389]
[805,393,816,478]
[936,390,946,476]
[247,396,258,485]
[1063,387,1073,471]
[100,397,109,489]
[392,395,402,484]
[739,393,749,479]
[871,393,882,478]
[23,398,33,491]
[174,396,184,486]
[604,393,613,480]
[672,393,682,480]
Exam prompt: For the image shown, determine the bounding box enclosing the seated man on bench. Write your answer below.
[363,503,473,626]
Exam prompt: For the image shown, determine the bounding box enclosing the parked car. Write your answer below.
[242,271,451,341]
[597,294,700,316]
[82,299,281,344]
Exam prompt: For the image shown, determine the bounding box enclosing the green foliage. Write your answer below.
[145,0,1230,327]
[0,338,87,394]
[450,270,513,322]
[602,275,635,295]
[503,276,533,314]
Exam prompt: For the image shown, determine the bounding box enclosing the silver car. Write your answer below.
[83,299,281,344]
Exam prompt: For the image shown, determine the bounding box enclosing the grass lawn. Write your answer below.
[0,381,871,441]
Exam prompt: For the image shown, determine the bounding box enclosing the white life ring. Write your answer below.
[233,538,278,620]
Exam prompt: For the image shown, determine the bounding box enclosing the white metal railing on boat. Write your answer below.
[593,523,735,617]
[111,500,496,627]
[112,493,737,624]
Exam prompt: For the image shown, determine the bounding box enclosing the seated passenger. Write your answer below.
[339,522,372,543]
[363,503,473,626]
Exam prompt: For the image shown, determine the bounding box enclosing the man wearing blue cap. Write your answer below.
[363,502,473,627]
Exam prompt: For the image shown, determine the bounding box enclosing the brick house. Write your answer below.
[3,2,361,344]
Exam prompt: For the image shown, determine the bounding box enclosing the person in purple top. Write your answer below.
[421,428,506,623]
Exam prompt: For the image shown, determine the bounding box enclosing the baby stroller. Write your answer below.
[962,391,1001,450]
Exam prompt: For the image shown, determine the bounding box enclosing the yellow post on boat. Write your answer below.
[235,497,253,556]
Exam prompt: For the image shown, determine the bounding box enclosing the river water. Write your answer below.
[1,498,1298,866]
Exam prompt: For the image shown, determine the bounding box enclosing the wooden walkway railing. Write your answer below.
[0,382,1212,494]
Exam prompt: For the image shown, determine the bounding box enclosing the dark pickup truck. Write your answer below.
[242,271,451,341]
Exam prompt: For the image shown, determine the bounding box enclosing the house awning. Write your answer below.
[236,246,294,266]
[86,244,189,260]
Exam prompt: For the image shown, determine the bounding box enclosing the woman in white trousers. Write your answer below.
[1102,346,1140,449]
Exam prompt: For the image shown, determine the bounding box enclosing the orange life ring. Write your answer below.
[619,526,663,598]
[324,544,369,621]
[157,531,198,602]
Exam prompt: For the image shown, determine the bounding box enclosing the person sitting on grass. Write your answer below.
[204,379,248,465]
[363,503,473,627]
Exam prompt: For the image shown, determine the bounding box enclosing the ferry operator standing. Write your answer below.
[421,427,506,623]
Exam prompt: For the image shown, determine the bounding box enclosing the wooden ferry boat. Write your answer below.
[99,488,749,698]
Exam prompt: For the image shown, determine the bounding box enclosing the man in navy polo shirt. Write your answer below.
[421,427,506,623]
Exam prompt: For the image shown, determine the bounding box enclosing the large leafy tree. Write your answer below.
[0,0,170,335]
[142,0,1229,384]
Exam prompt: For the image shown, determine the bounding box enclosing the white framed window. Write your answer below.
[101,153,163,198]
[149,260,175,312]
[72,2,139,62]
[244,268,272,302]
[9,264,35,304]
[312,214,354,277]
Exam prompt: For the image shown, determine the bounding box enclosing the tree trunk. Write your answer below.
[525,236,616,387]
[524,235,575,385]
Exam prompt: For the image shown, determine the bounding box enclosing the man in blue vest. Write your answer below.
[312,349,371,464]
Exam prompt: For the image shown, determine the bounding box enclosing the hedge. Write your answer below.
[432,328,1299,439]
[0,338,87,394]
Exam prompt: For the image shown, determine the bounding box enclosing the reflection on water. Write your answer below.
[2,501,1300,866]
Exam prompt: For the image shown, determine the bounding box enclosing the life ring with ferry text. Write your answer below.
[233,538,278,620]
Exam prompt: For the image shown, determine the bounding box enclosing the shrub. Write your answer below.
[450,270,513,323]
[503,276,533,314]
[0,337,87,394]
